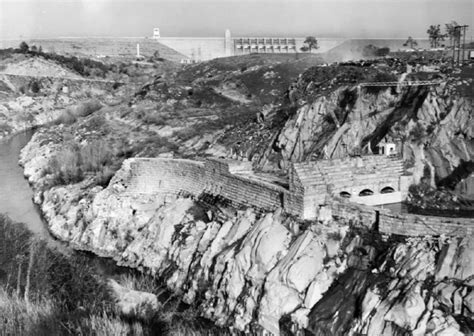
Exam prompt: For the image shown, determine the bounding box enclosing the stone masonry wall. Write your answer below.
[112,158,287,212]
[291,155,408,219]
[111,158,472,238]
[293,155,406,198]
[325,199,474,237]
[377,209,474,237]
[113,158,206,197]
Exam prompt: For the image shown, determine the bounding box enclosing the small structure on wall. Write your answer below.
[377,142,397,156]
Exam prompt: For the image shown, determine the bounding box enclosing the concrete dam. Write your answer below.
[153,28,345,61]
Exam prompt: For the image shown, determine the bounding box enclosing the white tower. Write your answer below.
[136,44,140,58]
[225,29,233,57]
[153,28,161,39]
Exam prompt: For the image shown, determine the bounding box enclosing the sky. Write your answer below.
[0,0,473,40]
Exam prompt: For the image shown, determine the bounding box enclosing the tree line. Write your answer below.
[404,21,468,49]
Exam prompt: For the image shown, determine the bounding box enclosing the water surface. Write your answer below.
[0,130,49,237]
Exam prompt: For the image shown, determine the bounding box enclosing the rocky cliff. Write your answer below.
[19,143,474,335]
[212,64,473,198]
[266,72,473,194]
[15,57,474,335]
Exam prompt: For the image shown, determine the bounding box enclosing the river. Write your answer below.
[0,130,50,237]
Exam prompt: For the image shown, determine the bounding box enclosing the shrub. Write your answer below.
[0,215,231,335]
[56,100,102,125]
[85,114,107,129]
[48,140,115,186]
[409,123,426,143]
[56,108,77,125]
[19,41,29,53]
[0,289,60,335]
[75,100,102,117]
[0,215,119,335]
[327,231,343,241]
[30,80,40,93]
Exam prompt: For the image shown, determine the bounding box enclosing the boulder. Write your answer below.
[385,284,425,331]
[108,279,159,320]
[436,237,474,281]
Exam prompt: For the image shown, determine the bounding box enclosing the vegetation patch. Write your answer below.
[56,100,102,125]
[0,215,231,335]
[47,140,117,187]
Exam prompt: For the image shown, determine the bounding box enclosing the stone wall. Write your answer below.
[325,199,474,237]
[378,209,474,237]
[111,157,472,238]
[293,155,406,197]
[113,158,287,212]
[114,158,206,197]
[291,155,411,218]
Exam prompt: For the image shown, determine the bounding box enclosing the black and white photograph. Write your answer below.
[0,0,473,335]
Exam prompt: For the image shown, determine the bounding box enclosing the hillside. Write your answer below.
[0,38,186,62]
[2,49,473,335]
[324,38,433,61]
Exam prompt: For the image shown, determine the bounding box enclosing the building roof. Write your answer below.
[292,155,405,188]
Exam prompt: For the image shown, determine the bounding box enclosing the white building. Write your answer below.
[377,142,397,156]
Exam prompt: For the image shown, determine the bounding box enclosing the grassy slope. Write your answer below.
[0,38,186,62]
[0,215,232,335]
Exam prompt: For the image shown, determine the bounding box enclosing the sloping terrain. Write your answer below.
[204,60,473,199]
[4,49,474,335]
[325,38,432,61]
[0,57,82,78]
[0,38,186,62]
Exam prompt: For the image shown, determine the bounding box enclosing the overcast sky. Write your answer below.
[1,0,472,39]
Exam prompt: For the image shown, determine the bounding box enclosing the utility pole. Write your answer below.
[462,25,468,62]
[454,25,469,64]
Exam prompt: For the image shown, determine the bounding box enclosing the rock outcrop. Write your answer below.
[108,279,160,320]
[16,59,474,335]
[19,137,474,334]
[271,80,473,191]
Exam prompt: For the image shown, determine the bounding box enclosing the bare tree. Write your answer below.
[403,36,418,49]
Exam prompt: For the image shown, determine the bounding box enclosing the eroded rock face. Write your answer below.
[348,237,473,336]
[21,145,353,334]
[270,81,473,193]
[20,126,473,335]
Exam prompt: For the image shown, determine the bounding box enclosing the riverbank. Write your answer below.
[0,214,232,336]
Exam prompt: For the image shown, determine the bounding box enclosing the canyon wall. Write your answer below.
[19,132,474,335]
[271,81,473,196]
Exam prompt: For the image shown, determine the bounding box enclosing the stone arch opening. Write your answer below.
[339,191,351,198]
[359,189,374,197]
[381,186,395,194]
